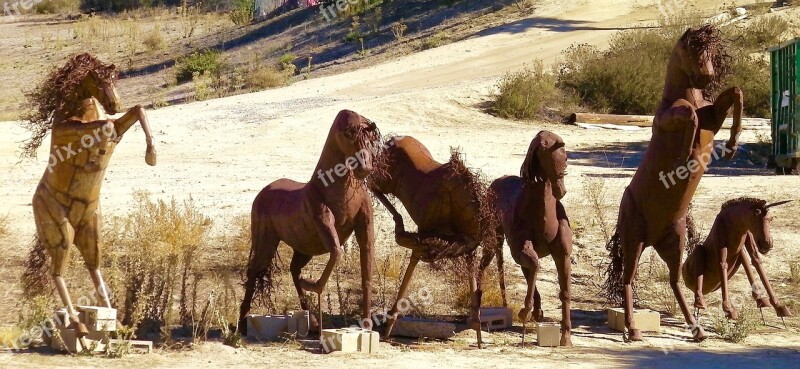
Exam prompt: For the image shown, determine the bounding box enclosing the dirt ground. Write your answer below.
[2,0,800,367]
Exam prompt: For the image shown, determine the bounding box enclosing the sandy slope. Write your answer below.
[2,0,800,367]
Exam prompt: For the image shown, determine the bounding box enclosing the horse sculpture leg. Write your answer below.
[354,211,375,330]
[553,218,573,346]
[690,248,708,309]
[33,194,90,345]
[657,100,699,165]
[515,241,539,345]
[384,256,419,337]
[289,252,317,331]
[466,253,484,348]
[745,236,792,319]
[739,249,771,309]
[655,223,705,341]
[718,247,738,320]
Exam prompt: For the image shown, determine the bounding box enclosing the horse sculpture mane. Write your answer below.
[22,53,117,158]
[720,197,767,210]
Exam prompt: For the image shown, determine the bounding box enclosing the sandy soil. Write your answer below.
[2,0,800,367]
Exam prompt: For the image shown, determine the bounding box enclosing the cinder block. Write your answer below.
[320,329,361,353]
[607,308,660,333]
[479,307,513,330]
[536,323,561,347]
[391,317,456,339]
[77,306,117,332]
[288,310,310,337]
[49,327,108,353]
[246,314,289,340]
[349,328,380,353]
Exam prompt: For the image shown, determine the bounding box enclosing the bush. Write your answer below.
[555,15,788,118]
[142,27,166,53]
[710,304,758,343]
[103,191,212,335]
[245,65,289,90]
[493,60,560,120]
[230,0,254,25]
[35,0,80,14]
[176,49,224,83]
[419,30,450,50]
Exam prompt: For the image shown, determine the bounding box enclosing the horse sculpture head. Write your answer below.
[22,53,121,158]
[720,198,792,254]
[332,110,383,180]
[672,24,730,92]
[521,131,567,199]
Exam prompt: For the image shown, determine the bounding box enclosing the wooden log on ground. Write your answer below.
[568,113,769,130]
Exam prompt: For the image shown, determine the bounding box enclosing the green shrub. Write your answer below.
[176,50,224,83]
[419,30,450,50]
[555,15,787,118]
[710,304,758,343]
[493,60,560,120]
[246,65,289,90]
[230,0,254,25]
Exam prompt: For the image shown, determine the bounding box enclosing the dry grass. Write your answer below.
[0,215,8,240]
[710,303,759,343]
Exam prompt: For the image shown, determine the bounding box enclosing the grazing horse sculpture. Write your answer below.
[683,198,793,324]
[369,136,501,347]
[602,25,743,342]
[487,131,573,346]
[238,110,382,334]
[24,53,157,346]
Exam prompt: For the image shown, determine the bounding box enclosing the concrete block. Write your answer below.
[607,308,660,333]
[246,314,289,340]
[77,306,117,332]
[288,310,310,337]
[50,327,108,353]
[391,317,456,339]
[537,323,561,347]
[320,328,379,353]
[479,307,513,330]
[320,328,361,353]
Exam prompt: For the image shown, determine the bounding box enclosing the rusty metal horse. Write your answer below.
[487,131,573,346]
[683,198,792,324]
[369,136,501,347]
[238,110,383,334]
[602,25,743,342]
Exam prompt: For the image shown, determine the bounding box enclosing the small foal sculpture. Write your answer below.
[487,131,573,346]
[602,25,743,342]
[683,198,793,325]
[369,136,500,347]
[239,110,382,334]
[24,53,157,346]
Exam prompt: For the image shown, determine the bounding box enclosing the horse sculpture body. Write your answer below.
[26,53,157,348]
[603,25,743,341]
[239,110,382,334]
[369,136,502,347]
[487,131,573,346]
[683,198,792,321]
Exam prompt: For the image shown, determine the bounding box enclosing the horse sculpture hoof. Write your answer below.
[692,325,707,342]
[693,296,707,309]
[560,334,573,347]
[299,278,323,294]
[776,305,792,318]
[533,309,544,322]
[755,296,772,308]
[518,308,533,323]
[68,319,90,338]
[724,308,739,320]
[627,329,643,342]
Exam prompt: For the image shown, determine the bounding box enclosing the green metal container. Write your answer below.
[770,38,800,173]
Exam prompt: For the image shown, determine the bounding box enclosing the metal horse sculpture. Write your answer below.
[683,198,792,325]
[487,131,573,346]
[369,136,501,347]
[25,53,157,345]
[602,25,743,342]
[238,110,382,334]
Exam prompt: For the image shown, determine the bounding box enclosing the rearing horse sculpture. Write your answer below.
[239,110,382,334]
[487,131,573,346]
[602,25,743,342]
[24,53,156,347]
[369,136,501,347]
[683,198,792,324]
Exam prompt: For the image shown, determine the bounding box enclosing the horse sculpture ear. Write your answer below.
[765,200,793,209]
[521,134,545,182]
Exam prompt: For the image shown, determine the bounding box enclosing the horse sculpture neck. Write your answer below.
[372,137,440,211]
[309,132,364,206]
[521,180,560,239]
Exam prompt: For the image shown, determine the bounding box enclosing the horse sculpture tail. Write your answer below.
[21,235,50,299]
[601,231,625,305]
[239,193,280,331]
